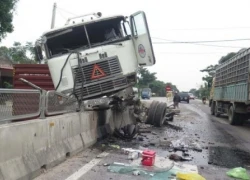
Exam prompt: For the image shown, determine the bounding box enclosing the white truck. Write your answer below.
[34,10,155,107]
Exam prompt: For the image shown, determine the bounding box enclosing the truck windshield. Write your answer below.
[45,17,129,58]
[142,88,151,92]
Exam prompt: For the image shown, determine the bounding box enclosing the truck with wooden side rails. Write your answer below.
[209,48,250,125]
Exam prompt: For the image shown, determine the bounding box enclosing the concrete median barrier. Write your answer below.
[0,107,134,180]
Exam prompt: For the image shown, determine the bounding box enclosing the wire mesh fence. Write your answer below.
[0,89,41,122]
[45,91,78,116]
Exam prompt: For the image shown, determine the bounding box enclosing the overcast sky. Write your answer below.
[2,0,250,91]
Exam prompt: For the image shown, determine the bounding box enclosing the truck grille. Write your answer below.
[73,56,122,84]
[73,74,136,100]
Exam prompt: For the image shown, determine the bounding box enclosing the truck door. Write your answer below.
[130,11,155,66]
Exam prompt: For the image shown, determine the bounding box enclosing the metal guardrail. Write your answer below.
[0,89,41,122]
[45,91,77,116]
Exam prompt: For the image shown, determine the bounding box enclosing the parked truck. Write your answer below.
[34,10,155,109]
[209,48,250,125]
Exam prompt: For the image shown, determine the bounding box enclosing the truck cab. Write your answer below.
[35,11,155,102]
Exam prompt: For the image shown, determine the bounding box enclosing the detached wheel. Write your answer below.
[154,103,167,127]
[210,102,215,115]
[214,103,220,117]
[146,101,160,125]
[228,105,240,125]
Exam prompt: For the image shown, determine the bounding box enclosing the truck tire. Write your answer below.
[214,103,220,117]
[154,103,167,127]
[146,101,160,125]
[210,102,215,115]
[187,100,189,104]
[228,106,240,125]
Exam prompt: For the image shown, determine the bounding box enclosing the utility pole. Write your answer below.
[51,3,57,29]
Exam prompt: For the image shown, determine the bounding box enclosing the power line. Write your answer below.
[191,43,245,48]
[152,37,250,43]
[57,6,77,16]
[153,42,244,48]
[157,52,229,55]
[151,27,250,31]
[57,9,68,20]
[152,37,246,48]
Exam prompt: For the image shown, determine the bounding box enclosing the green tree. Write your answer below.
[0,42,36,64]
[0,0,19,42]
[136,67,179,97]
[149,80,166,97]
[189,88,196,94]
[137,67,157,87]
[200,64,217,94]
[218,52,236,64]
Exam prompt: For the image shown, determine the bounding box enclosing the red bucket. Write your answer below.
[141,150,156,166]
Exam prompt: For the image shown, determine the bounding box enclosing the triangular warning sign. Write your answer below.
[91,64,106,80]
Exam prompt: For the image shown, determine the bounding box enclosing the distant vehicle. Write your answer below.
[188,93,195,100]
[141,88,152,99]
[179,92,190,103]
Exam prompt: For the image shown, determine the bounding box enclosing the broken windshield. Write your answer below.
[45,17,129,58]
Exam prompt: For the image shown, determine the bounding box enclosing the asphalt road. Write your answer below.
[35,98,250,180]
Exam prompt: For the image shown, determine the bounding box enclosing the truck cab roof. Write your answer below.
[42,14,125,37]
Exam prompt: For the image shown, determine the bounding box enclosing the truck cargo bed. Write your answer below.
[214,82,248,102]
[214,48,250,103]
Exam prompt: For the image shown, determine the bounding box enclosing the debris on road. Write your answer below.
[141,150,156,166]
[128,151,140,160]
[169,154,182,161]
[137,137,144,141]
[176,172,206,180]
[132,170,140,176]
[151,131,158,135]
[169,154,193,162]
[190,142,203,152]
[121,148,142,160]
[109,144,120,149]
[139,129,151,133]
[226,167,250,180]
[114,124,138,140]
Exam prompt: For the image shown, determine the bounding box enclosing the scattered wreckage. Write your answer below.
[113,100,178,140]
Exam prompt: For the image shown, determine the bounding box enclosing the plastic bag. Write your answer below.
[176,172,206,180]
[226,167,250,180]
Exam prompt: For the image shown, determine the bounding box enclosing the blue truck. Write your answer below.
[209,48,250,125]
[141,88,152,99]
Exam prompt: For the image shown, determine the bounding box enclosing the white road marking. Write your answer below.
[65,152,109,180]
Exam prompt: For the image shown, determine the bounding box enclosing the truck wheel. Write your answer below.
[146,101,160,125]
[228,106,240,125]
[154,103,167,127]
[187,100,189,104]
[214,103,220,117]
[210,102,215,115]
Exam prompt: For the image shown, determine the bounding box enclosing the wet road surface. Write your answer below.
[35,98,250,180]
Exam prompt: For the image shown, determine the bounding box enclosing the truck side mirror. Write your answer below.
[34,46,43,62]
